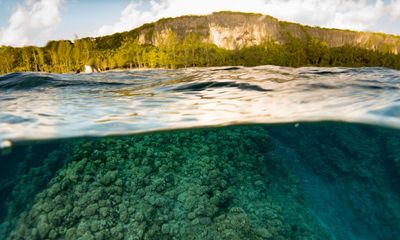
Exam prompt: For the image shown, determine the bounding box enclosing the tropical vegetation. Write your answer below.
[1,30,400,74]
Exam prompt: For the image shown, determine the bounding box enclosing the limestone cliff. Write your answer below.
[131,11,400,53]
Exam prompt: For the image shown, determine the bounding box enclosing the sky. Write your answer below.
[0,0,399,47]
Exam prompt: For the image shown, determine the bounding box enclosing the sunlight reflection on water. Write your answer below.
[1,65,400,142]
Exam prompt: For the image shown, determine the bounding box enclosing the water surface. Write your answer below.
[1,66,400,143]
[0,66,399,240]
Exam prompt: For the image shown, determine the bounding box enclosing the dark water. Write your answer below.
[0,67,400,239]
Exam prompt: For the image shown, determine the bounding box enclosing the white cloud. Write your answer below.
[0,0,64,47]
[323,0,385,30]
[97,2,156,36]
[389,0,400,19]
[96,0,400,36]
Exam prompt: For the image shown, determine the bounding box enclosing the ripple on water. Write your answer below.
[1,66,400,142]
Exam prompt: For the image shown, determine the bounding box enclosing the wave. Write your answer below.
[0,73,60,90]
[172,81,272,92]
[1,66,400,142]
[0,72,138,90]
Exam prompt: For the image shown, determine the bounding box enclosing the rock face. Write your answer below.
[135,11,400,53]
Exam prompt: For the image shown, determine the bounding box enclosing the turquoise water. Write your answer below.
[0,66,400,239]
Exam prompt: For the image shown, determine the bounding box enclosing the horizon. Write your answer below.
[0,0,400,47]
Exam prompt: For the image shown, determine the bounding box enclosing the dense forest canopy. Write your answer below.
[1,12,400,74]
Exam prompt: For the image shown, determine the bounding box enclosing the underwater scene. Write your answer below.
[0,66,400,240]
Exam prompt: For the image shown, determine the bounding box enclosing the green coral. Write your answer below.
[5,126,329,240]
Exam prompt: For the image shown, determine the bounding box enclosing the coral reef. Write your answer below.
[4,126,328,240]
[2,123,399,240]
[0,143,71,238]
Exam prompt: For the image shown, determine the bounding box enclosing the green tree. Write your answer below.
[157,29,179,68]
[0,47,16,73]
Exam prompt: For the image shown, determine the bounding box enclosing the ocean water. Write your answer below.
[0,66,399,240]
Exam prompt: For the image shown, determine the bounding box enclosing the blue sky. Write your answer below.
[0,0,133,43]
[0,0,399,47]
